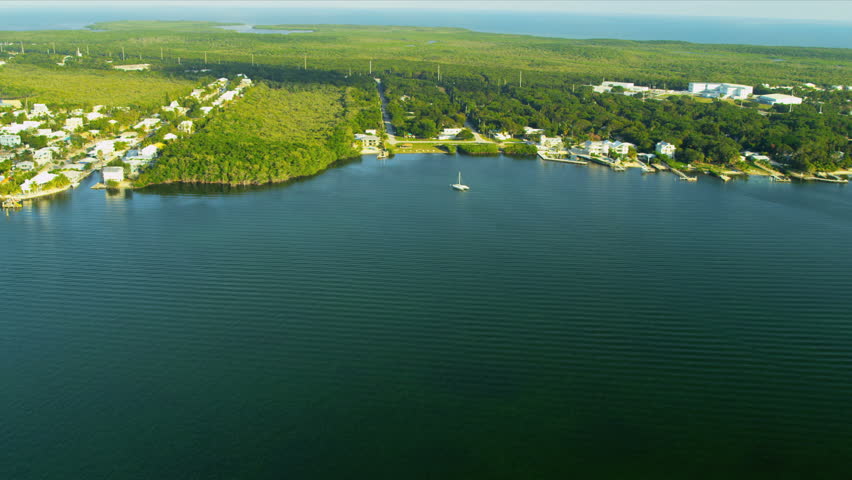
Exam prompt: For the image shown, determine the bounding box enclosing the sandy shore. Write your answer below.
[1,184,73,201]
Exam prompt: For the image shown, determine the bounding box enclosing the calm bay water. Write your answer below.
[2,154,852,478]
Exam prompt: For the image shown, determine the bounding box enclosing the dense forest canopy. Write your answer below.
[2,21,850,180]
[134,82,377,186]
[2,21,850,86]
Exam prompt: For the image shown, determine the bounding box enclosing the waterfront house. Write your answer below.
[102,166,124,183]
[0,134,21,147]
[539,135,563,150]
[20,172,58,193]
[656,141,676,158]
[355,134,380,148]
[523,126,544,136]
[604,140,634,157]
[583,140,609,156]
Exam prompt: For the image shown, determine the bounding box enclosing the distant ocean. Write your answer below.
[0,5,850,49]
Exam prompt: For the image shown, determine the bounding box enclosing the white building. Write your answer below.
[93,140,116,156]
[355,134,380,148]
[757,94,803,106]
[656,141,676,158]
[162,100,188,115]
[200,106,214,115]
[490,131,512,141]
[0,134,21,147]
[604,140,634,156]
[20,172,58,193]
[1,121,43,134]
[65,117,84,131]
[583,140,609,156]
[688,82,753,100]
[163,133,178,141]
[134,118,161,131]
[113,64,151,71]
[437,128,463,140]
[539,135,563,149]
[593,81,650,94]
[33,147,55,165]
[86,111,105,121]
[212,90,238,106]
[102,166,125,183]
[523,126,544,136]
[177,120,194,133]
[139,145,158,158]
[14,161,35,171]
[30,103,51,117]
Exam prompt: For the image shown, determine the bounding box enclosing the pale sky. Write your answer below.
[18,1,852,22]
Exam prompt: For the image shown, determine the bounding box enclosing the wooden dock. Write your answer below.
[670,167,698,182]
[753,160,791,182]
[538,153,588,165]
[791,172,849,184]
[634,159,655,173]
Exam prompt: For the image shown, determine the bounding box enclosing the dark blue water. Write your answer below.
[2,154,852,478]
[0,5,850,48]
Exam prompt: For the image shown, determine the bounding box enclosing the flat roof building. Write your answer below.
[102,166,125,183]
[757,94,803,106]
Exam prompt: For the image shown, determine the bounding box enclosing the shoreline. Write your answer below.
[1,184,74,202]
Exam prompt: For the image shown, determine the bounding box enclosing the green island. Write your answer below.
[1,20,851,198]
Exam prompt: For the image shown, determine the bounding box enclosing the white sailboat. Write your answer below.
[451,171,470,191]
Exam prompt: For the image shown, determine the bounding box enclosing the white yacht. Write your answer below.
[451,172,470,191]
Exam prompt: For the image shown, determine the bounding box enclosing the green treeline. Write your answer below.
[3,21,850,174]
[450,81,850,171]
[502,143,539,156]
[457,144,499,155]
[136,82,374,186]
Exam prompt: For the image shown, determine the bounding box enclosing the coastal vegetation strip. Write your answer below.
[135,82,374,186]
